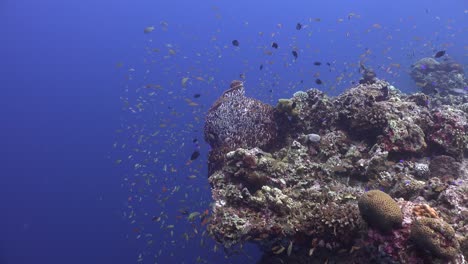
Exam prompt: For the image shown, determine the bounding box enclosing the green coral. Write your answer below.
[276,98,299,116]
[358,190,402,232]
[410,217,460,260]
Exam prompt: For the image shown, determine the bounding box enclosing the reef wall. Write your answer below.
[204,79,468,263]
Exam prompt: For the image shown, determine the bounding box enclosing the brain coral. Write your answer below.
[358,190,403,232]
[410,217,460,259]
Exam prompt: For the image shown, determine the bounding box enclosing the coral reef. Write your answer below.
[204,78,468,263]
[410,57,467,95]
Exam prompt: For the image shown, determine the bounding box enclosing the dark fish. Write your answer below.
[192,138,198,143]
[434,50,445,58]
[292,50,298,60]
[326,62,331,66]
[193,93,201,98]
[269,89,272,93]
[296,23,302,30]
[259,64,263,70]
[232,40,240,46]
[313,61,321,66]
[190,150,200,160]
[315,79,322,85]
[271,42,278,49]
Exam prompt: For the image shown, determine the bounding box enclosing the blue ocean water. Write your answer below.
[0,0,466,263]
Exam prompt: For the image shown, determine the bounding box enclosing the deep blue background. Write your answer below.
[0,0,466,263]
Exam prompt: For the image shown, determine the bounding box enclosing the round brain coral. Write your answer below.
[358,190,403,232]
[410,217,460,260]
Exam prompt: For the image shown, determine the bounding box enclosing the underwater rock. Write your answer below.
[428,106,468,159]
[429,155,462,180]
[305,133,321,143]
[461,236,468,259]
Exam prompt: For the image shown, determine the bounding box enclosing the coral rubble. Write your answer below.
[204,79,468,263]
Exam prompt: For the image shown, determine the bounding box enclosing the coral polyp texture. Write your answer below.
[204,79,468,263]
[204,80,277,173]
[358,190,403,232]
[411,217,460,260]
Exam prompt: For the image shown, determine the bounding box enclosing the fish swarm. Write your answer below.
[358,190,403,232]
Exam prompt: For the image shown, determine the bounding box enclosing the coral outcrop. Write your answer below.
[205,78,468,263]
[410,57,467,95]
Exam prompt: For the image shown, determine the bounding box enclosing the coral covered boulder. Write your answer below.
[410,57,467,95]
[410,217,460,259]
[205,78,467,263]
[358,190,403,232]
[428,106,468,159]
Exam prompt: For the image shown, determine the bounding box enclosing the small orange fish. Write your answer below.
[200,217,211,226]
